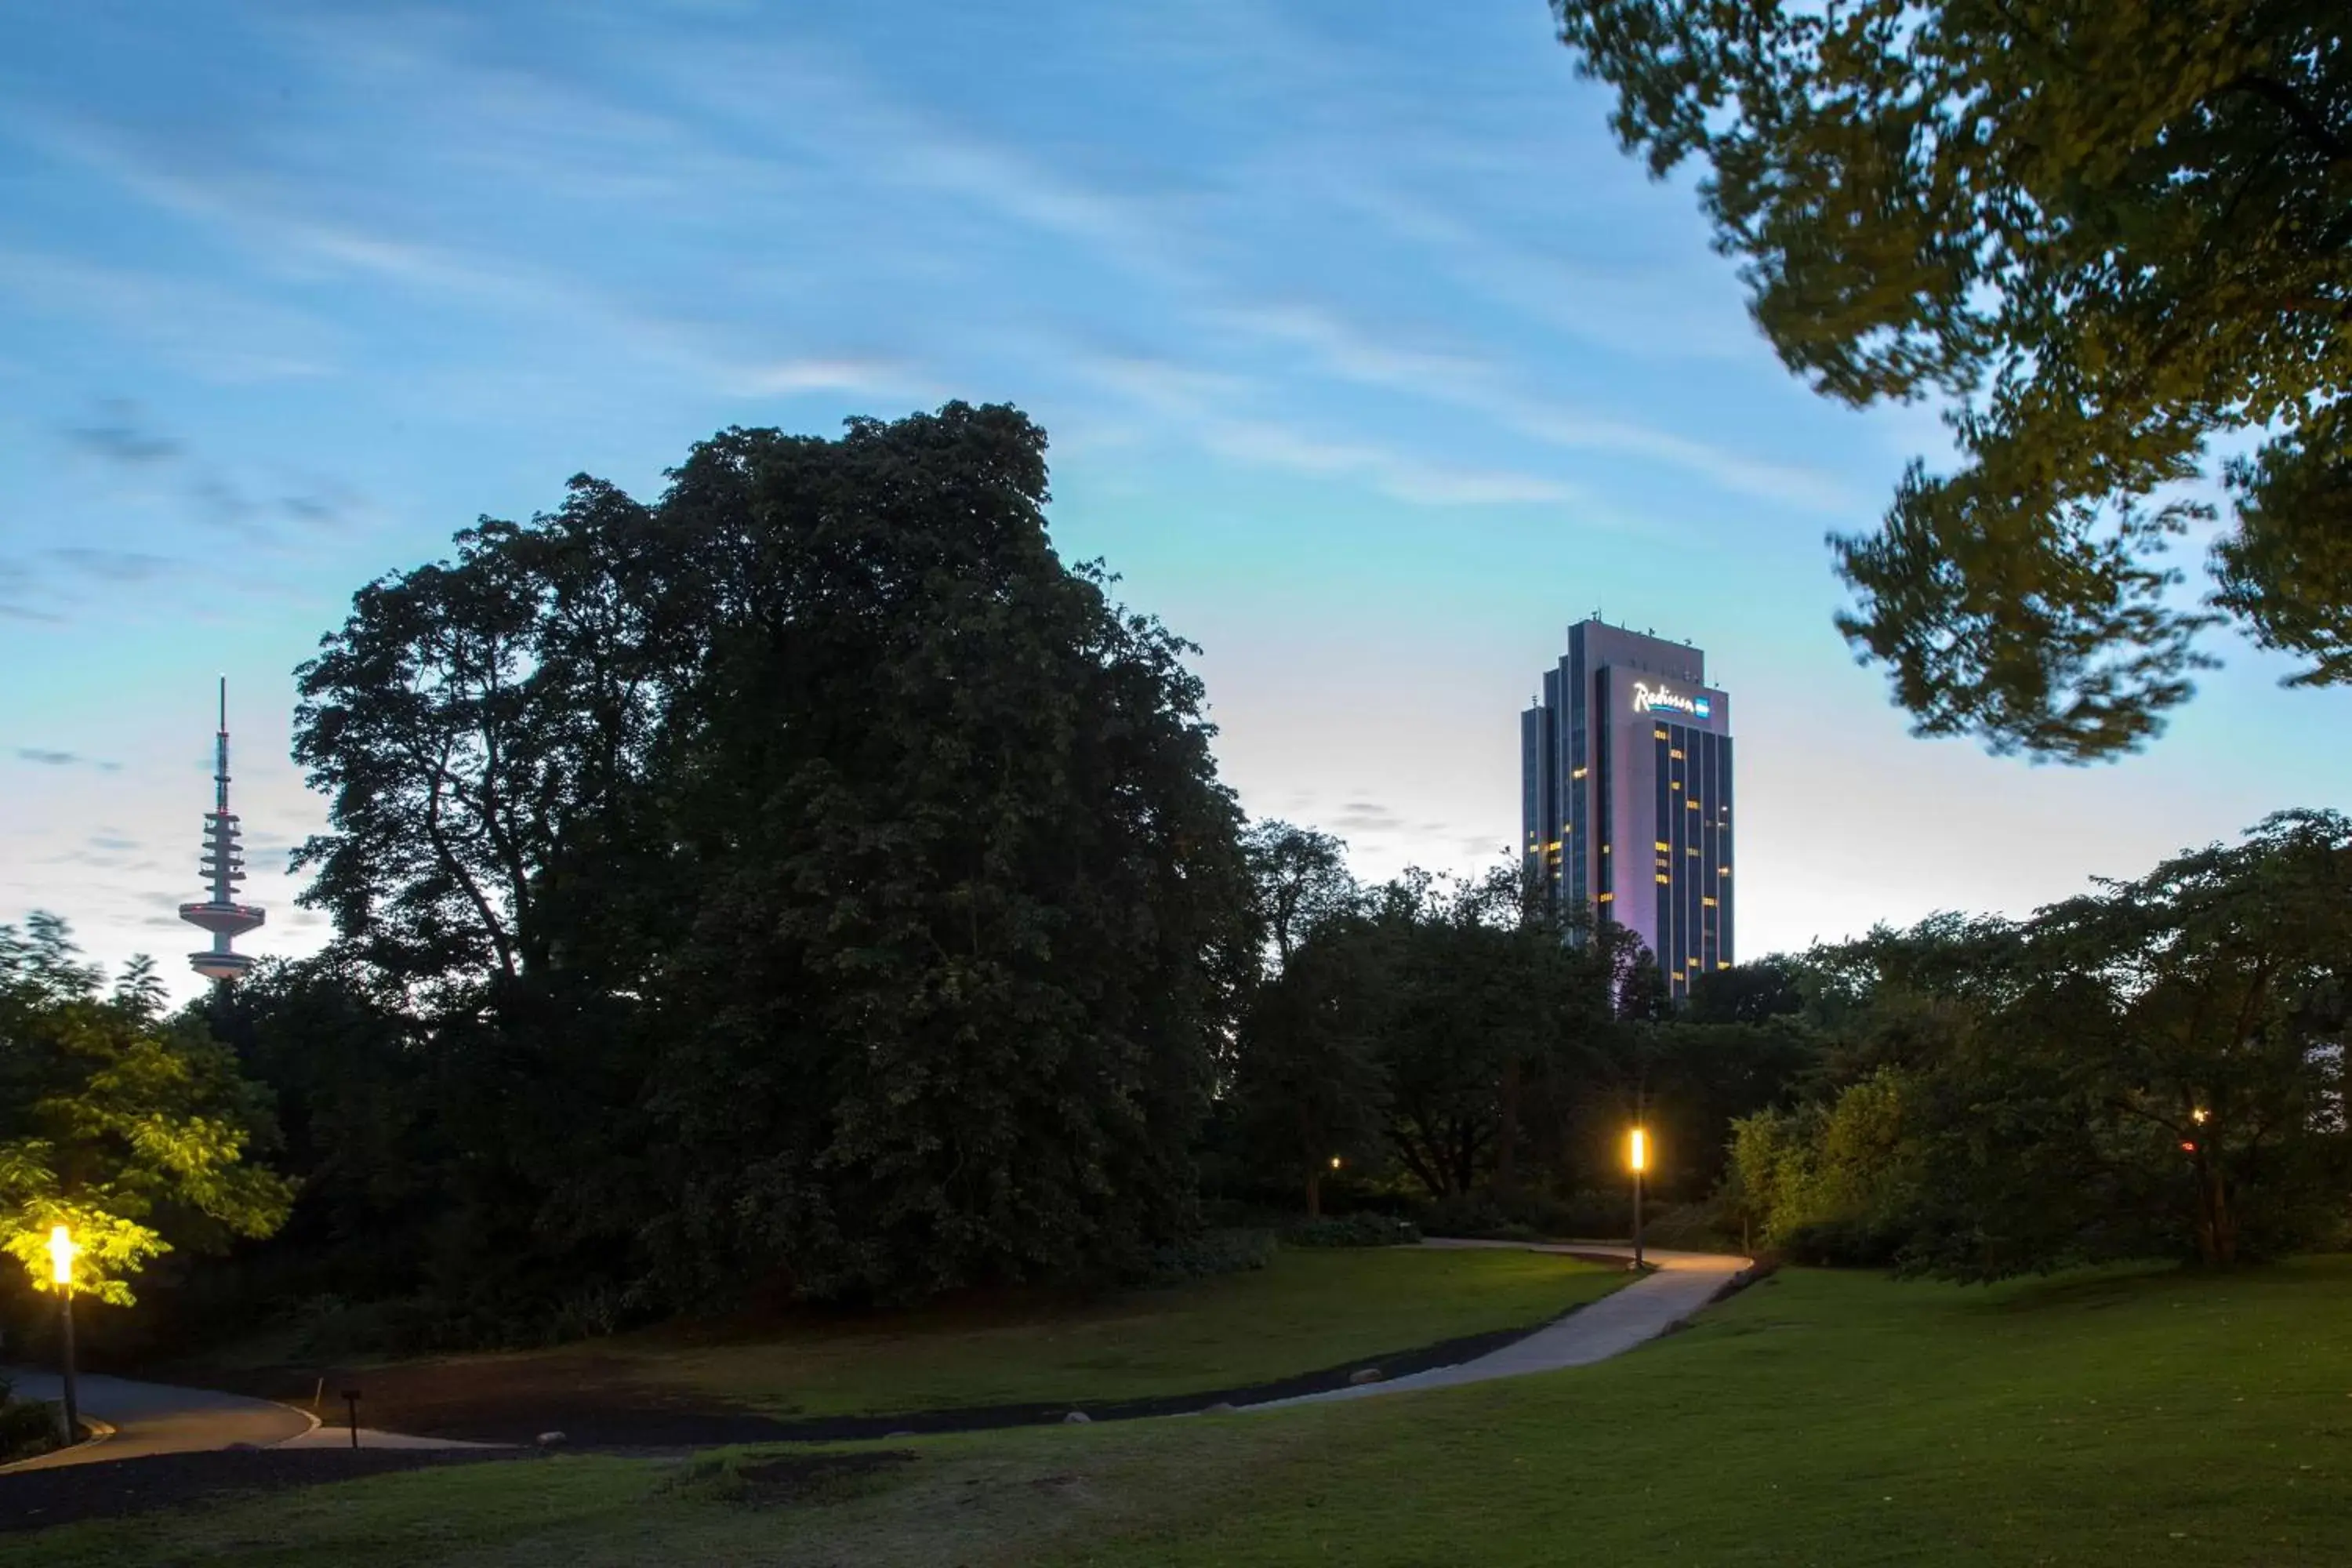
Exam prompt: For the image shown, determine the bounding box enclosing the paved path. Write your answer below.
[1,1369,314,1471]
[1,1369,502,1471]
[1240,1240,1749,1410]
[5,1240,1747,1462]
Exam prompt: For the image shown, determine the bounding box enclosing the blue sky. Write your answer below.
[2,0,2345,1004]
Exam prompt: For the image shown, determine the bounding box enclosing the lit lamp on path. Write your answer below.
[48,1225,79,1445]
[1628,1128,1648,1270]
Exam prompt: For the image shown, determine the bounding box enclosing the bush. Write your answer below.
[1777,1215,1907,1268]
[1416,1195,1536,1241]
[0,1378,62,1464]
[1641,1200,1738,1253]
[1139,1228,1278,1285]
[1282,1214,1421,1248]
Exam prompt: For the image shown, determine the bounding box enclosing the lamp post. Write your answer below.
[1628,1127,1648,1269]
[47,1225,79,1446]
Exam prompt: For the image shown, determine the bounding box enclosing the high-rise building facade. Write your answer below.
[1521,619,1733,998]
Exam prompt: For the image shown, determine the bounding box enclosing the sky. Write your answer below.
[2,0,2345,1006]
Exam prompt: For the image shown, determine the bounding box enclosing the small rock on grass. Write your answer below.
[1062,1410,1091,1425]
[1348,1368,1384,1386]
[535,1432,568,1448]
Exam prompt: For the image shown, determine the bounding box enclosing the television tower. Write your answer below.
[179,677,265,982]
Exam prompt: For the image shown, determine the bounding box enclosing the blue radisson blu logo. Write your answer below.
[1630,681,1710,721]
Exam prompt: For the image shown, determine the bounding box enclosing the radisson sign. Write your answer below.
[1631,681,1711,721]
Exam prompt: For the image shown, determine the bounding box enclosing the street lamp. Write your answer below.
[47,1225,79,1446]
[1628,1128,1648,1269]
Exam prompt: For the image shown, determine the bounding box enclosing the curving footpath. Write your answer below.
[3,1240,1748,1466]
[1240,1240,1751,1410]
[0,1370,312,1472]
[0,1369,498,1472]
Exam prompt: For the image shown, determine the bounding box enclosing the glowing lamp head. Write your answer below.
[1330,1156,1343,1171]
[46,1224,75,1288]
[1628,1127,1648,1174]
[2190,1108,2209,1124]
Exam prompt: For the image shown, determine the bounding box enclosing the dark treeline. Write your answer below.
[164,402,1258,1349]
[1217,825,1812,1236]
[1730,811,2352,1278]
[12,401,2345,1368]
[103,401,1803,1356]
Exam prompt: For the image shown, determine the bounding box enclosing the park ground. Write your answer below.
[17,1254,2352,1565]
[178,1245,1629,1439]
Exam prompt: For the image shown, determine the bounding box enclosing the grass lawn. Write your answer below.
[34,1255,2352,1566]
[231,1245,1628,1426]
[631,1243,1628,1416]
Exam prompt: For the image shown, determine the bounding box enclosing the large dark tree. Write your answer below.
[1555,0,2352,760]
[644,408,1249,1301]
[1228,823,1382,1217]
[288,402,1250,1313]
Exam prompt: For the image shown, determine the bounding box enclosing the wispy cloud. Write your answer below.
[0,244,337,383]
[1330,800,1406,835]
[1220,300,1853,513]
[15,748,121,771]
[1201,422,1576,507]
[64,400,181,465]
[1077,353,1578,509]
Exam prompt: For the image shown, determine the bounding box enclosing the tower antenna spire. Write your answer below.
[179,678,264,982]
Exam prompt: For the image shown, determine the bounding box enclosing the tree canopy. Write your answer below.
[1732,811,2352,1276]
[0,917,289,1307]
[1554,0,2352,760]
[278,402,1250,1322]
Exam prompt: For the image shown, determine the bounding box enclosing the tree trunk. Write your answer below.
[1305,1169,1323,1219]
[1495,1057,1521,1200]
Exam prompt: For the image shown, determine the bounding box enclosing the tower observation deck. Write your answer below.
[178,677,265,982]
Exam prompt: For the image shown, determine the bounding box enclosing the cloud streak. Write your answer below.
[15,748,121,771]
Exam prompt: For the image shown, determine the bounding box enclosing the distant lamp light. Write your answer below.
[2181,1141,2198,1153]
[2190,1108,2209,1124]
[1329,1156,1343,1171]
[47,1224,75,1288]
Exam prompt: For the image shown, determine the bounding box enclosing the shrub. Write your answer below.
[1415,1194,1535,1241]
[1140,1228,1278,1285]
[0,1378,61,1464]
[1282,1214,1421,1248]
[1777,1215,1907,1268]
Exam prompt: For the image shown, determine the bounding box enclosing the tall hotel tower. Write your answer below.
[1521,619,1733,997]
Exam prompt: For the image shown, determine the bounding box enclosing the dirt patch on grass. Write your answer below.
[659,1448,918,1507]
[0,1447,528,1534]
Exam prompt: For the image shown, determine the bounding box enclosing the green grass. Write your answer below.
[259,1245,1628,1422]
[31,1258,2352,1566]
[636,1245,1625,1415]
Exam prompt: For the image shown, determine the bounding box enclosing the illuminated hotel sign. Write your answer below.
[1631,681,1711,721]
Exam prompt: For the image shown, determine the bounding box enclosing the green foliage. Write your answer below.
[274,403,1248,1320]
[1729,1071,1920,1265]
[1279,1214,1421,1248]
[1225,857,1817,1236]
[1725,811,2352,1277]
[1141,1227,1279,1284]
[1226,831,1387,1218]
[0,1374,61,1463]
[0,918,291,1308]
[1555,0,2352,759]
